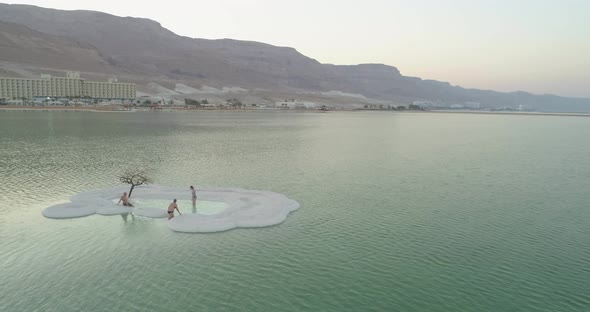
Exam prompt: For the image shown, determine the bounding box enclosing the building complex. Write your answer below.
[0,72,136,100]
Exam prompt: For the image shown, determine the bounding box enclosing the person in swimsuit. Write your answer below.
[168,199,180,220]
[117,192,133,207]
[190,186,197,211]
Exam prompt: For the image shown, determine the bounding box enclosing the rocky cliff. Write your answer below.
[0,3,589,111]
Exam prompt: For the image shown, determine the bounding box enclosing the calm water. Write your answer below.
[0,110,589,312]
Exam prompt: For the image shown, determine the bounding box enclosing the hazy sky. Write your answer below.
[6,0,590,97]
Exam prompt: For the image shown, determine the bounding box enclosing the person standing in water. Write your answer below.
[117,192,133,207]
[168,199,180,220]
[190,186,197,212]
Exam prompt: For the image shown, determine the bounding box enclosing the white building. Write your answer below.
[0,72,136,100]
[275,100,316,109]
[413,100,436,108]
[464,102,481,109]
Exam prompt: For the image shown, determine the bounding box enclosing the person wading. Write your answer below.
[168,199,181,220]
[117,192,133,207]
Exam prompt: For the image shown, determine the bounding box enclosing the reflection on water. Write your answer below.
[120,212,135,223]
[1,111,589,311]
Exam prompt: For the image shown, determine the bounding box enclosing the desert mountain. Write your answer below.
[0,3,589,111]
[0,20,119,74]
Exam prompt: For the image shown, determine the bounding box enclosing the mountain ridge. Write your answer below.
[0,3,589,111]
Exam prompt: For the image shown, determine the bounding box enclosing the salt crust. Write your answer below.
[42,185,300,233]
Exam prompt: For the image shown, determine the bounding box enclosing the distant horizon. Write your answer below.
[3,0,590,98]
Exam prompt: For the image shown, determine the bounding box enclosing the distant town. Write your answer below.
[0,72,534,112]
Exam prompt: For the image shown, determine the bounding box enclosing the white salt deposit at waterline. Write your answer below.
[41,185,300,233]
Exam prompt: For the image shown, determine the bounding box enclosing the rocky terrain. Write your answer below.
[0,3,589,111]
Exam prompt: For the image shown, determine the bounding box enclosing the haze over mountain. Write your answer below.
[0,3,589,112]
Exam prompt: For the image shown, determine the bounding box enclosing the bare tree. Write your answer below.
[118,169,152,198]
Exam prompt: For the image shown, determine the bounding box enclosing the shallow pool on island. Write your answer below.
[114,199,229,215]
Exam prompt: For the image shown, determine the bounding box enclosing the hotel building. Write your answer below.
[0,72,136,100]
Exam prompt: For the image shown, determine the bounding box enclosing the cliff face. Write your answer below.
[0,20,117,73]
[0,3,589,111]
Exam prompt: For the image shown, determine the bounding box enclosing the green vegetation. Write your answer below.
[184,98,201,107]
[184,99,209,107]
[226,98,243,109]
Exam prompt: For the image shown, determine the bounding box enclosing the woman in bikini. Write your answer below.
[190,186,197,210]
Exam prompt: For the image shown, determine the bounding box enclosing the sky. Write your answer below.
[6,0,590,97]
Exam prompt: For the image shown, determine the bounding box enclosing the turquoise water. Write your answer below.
[0,110,589,311]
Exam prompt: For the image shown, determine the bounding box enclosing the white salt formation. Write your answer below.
[42,185,300,233]
[168,189,300,233]
[42,203,96,219]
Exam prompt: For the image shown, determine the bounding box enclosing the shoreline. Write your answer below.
[427,109,590,118]
[0,105,128,112]
[2,105,590,117]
